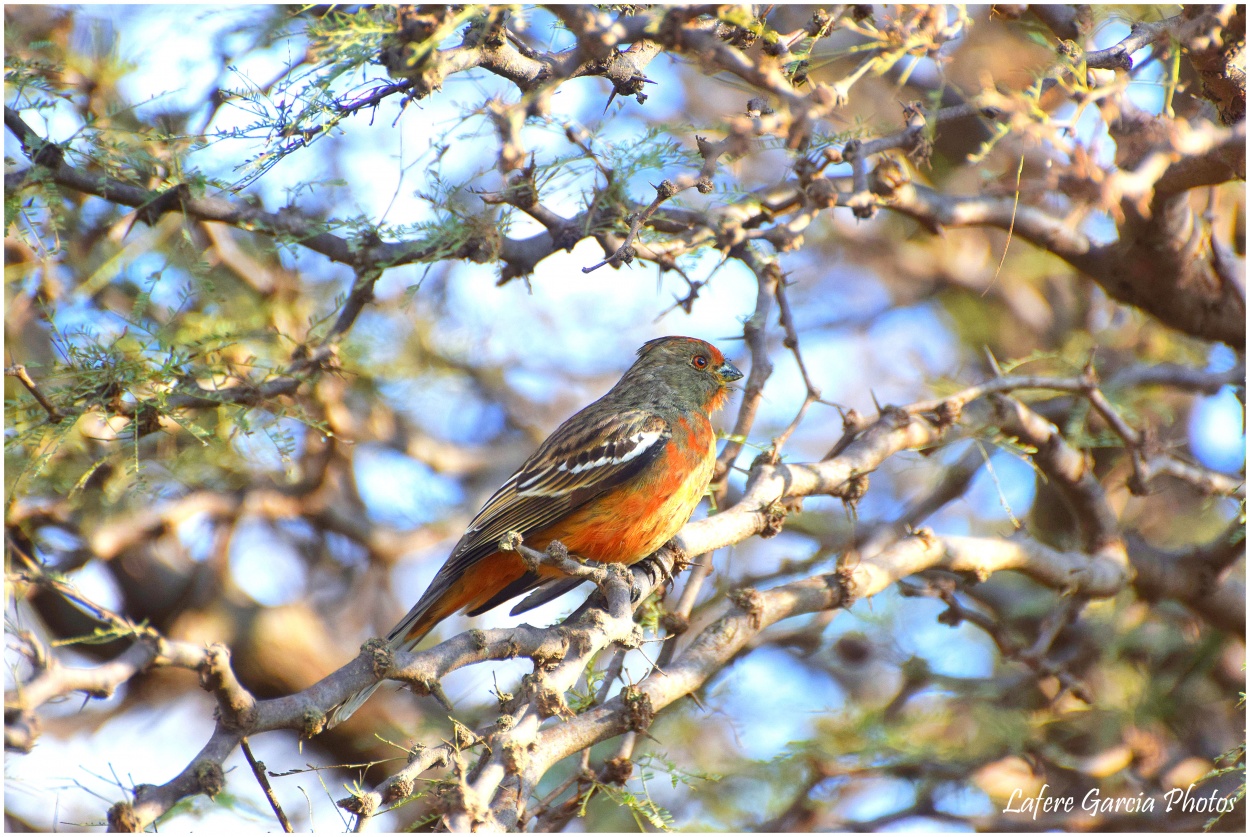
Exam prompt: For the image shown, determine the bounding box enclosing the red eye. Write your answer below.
[692,355,709,369]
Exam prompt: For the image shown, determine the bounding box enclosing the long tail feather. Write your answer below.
[326,679,385,729]
[326,611,438,728]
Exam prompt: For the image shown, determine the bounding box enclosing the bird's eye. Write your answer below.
[692,355,709,369]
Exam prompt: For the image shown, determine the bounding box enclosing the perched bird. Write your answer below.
[329,336,742,725]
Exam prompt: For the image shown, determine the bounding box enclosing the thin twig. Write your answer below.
[715,245,779,481]
[582,133,733,273]
[6,364,64,423]
[768,280,824,461]
[1019,595,1087,666]
[241,737,294,833]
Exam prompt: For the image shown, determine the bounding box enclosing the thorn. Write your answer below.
[1082,347,1098,381]
[983,346,1004,378]
[427,680,454,712]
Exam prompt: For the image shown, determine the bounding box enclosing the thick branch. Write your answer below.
[525,528,1132,785]
[880,175,1245,347]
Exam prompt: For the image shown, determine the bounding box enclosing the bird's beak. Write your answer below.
[717,360,744,383]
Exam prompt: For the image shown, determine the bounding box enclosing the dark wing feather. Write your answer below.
[508,577,588,615]
[388,409,669,640]
[464,574,587,617]
[463,571,542,617]
[465,574,590,619]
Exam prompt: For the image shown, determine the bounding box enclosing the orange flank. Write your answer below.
[540,415,715,564]
[400,416,716,644]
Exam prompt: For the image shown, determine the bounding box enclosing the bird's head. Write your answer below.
[624,336,744,413]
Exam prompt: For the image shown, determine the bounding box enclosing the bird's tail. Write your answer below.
[325,608,440,729]
[325,559,516,728]
[326,679,385,729]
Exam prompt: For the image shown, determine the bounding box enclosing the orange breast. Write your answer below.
[530,415,716,570]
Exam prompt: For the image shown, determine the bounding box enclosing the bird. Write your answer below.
[328,336,743,726]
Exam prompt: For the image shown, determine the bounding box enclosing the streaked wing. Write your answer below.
[415,408,670,603]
